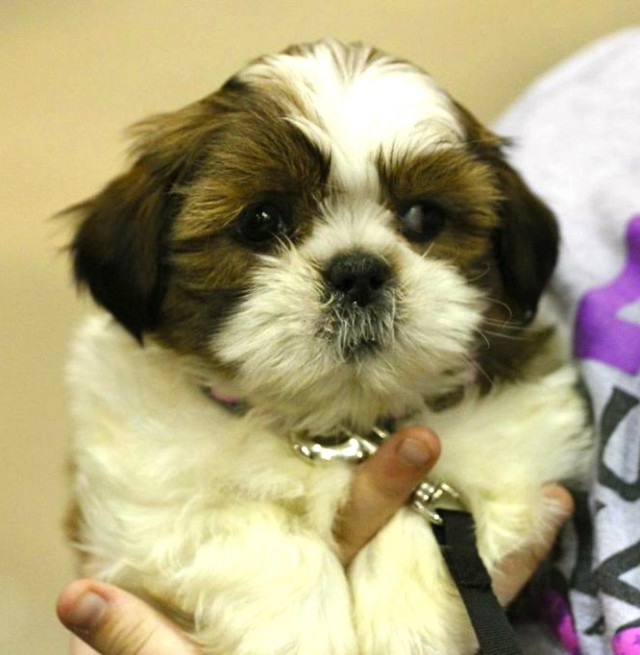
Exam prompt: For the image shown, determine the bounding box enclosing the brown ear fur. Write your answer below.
[454,102,559,324]
[491,159,559,323]
[70,158,179,340]
[68,102,218,340]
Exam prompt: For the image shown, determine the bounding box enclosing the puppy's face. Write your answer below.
[70,41,558,431]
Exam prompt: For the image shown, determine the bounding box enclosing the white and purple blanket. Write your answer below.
[496,28,640,655]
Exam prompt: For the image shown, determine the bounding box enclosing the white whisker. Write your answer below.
[475,329,491,350]
[479,328,526,342]
[466,263,491,284]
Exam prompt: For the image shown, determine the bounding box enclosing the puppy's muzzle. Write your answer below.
[322,251,395,359]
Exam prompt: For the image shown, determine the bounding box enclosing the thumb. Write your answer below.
[335,425,441,565]
[57,579,200,655]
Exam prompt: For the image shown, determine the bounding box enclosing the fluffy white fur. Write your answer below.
[242,40,463,192]
[67,40,593,655]
[69,314,590,655]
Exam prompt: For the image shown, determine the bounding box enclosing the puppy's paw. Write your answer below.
[192,577,358,655]
[431,364,592,568]
[117,507,359,655]
[471,482,568,575]
[196,619,357,655]
[350,510,478,655]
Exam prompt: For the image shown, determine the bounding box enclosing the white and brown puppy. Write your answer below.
[66,40,591,654]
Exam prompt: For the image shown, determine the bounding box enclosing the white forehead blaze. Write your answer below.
[241,41,464,191]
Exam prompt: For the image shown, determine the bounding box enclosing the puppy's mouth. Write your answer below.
[320,291,396,361]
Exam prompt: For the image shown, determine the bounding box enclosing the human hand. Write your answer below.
[57,426,573,653]
[57,579,200,655]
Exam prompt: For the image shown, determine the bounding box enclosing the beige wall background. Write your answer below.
[2,2,639,652]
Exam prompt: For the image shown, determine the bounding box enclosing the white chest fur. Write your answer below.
[67,314,591,655]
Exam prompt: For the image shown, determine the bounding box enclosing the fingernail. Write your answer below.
[66,591,107,634]
[397,437,431,468]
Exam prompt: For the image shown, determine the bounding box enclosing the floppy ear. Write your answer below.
[69,157,181,341]
[454,101,559,324]
[68,104,215,341]
[490,157,559,324]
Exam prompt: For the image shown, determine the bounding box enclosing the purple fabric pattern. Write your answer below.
[612,625,640,654]
[540,589,582,655]
[575,216,640,374]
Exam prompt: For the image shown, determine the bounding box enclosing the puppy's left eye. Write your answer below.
[400,202,445,243]
[236,202,292,246]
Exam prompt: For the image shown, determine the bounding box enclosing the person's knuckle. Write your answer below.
[106,616,157,655]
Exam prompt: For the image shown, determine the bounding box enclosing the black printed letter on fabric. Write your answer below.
[598,387,640,501]
[596,540,640,608]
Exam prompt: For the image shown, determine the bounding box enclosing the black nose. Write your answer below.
[325,252,392,307]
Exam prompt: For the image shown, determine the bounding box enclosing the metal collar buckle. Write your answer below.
[290,425,462,525]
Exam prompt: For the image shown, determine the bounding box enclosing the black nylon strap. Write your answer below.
[433,510,523,655]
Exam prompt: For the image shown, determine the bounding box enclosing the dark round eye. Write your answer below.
[236,202,291,246]
[400,202,445,242]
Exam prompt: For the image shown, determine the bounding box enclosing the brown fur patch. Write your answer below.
[70,74,331,357]
[378,147,501,273]
[451,100,560,385]
[155,84,331,356]
[453,100,559,322]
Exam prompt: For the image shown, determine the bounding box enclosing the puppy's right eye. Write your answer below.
[236,202,292,247]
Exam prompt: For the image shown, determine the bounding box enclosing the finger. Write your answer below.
[493,484,574,605]
[57,579,200,655]
[335,425,441,565]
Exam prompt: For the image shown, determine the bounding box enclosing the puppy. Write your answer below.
[65,40,592,654]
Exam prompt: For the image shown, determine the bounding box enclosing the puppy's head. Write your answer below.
[69,40,558,431]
